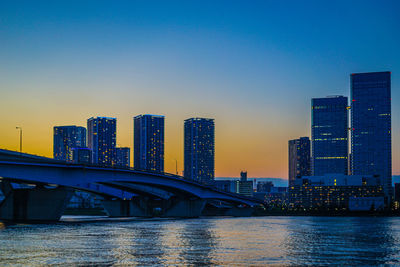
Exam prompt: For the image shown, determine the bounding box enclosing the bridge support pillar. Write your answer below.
[0,181,73,222]
[163,198,206,218]
[102,197,152,217]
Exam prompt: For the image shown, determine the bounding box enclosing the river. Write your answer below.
[0,216,399,266]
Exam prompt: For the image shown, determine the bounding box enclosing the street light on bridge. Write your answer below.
[16,126,22,153]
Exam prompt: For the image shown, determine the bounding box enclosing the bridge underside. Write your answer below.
[0,179,257,222]
[0,150,263,222]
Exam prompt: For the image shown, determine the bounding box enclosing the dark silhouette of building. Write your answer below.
[350,72,392,200]
[214,180,236,193]
[288,137,311,186]
[184,118,215,184]
[237,171,253,197]
[134,114,164,172]
[53,126,86,162]
[311,96,348,176]
[115,147,130,168]
[87,117,116,166]
[72,147,92,164]
[257,181,274,192]
[395,183,400,203]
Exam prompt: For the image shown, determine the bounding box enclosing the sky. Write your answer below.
[0,0,399,179]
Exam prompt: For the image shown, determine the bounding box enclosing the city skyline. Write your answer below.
[1,1,399,179]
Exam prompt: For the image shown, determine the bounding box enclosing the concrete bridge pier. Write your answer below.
[102,197,152,217]
[102,197,206,218]
[0,181,73,222]
[162,197,206,218]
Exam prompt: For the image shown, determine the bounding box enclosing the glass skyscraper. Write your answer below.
[87,117,116,166]
[184,118,215,184]
[288,137,311,186]
[311,96,348,176]
[351,71,392,199]
[53,126,86,162]
[134,114,164,172]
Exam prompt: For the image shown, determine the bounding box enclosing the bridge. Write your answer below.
[0,149,263,222]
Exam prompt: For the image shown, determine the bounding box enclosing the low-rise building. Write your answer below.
[237,171,253,197]
[289,174,384,210]
[72,147,92,164]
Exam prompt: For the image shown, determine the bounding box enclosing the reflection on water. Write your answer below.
[0,216,400,266]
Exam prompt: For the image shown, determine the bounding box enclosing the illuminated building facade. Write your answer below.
[134,114,164,172]
[115,147,130,168]
[351,72,392,199]
[289,174,384,210]
[184,118,215,184]
[87,117,116,166]
[311,96,348,176]
[288,137,311,186]
[53,126,86,162]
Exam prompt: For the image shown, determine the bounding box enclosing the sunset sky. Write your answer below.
[1,1,399,179]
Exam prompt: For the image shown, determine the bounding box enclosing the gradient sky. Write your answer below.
[1,0,399,179]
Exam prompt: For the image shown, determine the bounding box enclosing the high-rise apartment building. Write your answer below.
[133,114,164,172]
[184,118,215,184]
[115,147,130,168]
[288,137,311,186]
[53,126,86,162]
[87,117,116,166]
[351,71,392,199]
[311,96,348,176]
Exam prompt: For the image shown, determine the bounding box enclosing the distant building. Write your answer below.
[184,118,215,184]
[394,183,400,202]
[288,137,311,186]
[115,147,130,168]
[134,114,164,172]
[289,174,384,210]
[311,96,348,176]
[214,180,236,193]
[237,171,253,197]
[350,72,392,200]
[72,147,92,164]
[53,126,86,162]
[297,173,381,187]
[257,181,274,192]
[67,191,103,209]
[254,186,288,207]
[87,117,116,166]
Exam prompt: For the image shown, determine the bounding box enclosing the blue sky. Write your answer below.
[0,0,399,177]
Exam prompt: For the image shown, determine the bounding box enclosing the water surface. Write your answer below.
[0,216,399,266]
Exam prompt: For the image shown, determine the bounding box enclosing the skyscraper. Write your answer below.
[351,71,391,199]
[288,137,311,186]
[311,96,348,176]
[87,117,116,166]
[115,147,130,168]
[53,126,86,162]
[184,118,215,184]
[134,114,164,172]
